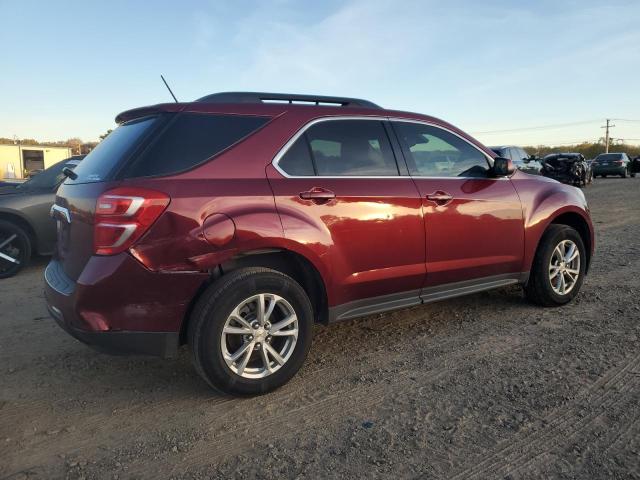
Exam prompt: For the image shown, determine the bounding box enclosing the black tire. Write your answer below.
[602,174,607,178]
[188,267,314,395]
[525,224,586,307]
[0,220,31,279]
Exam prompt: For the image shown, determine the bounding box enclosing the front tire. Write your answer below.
[0,220,31,279]
[188,267,313,395]
[525,225,586,307]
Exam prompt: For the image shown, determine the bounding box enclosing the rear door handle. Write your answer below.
[426,191,453,205]
[299,187,336,202]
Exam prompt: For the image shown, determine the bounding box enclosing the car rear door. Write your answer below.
[267,118,426,316]
[390,120,525,290]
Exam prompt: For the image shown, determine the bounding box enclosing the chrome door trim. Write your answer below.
[271,115,496,179]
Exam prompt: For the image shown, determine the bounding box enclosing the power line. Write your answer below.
[471,119,601,135]
[523,140,592,146]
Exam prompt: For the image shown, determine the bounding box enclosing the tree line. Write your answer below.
[0,137,99,155]
[524,142,640,159]
[0,129,113,155]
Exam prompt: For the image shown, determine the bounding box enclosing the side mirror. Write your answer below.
[493,157,515,176]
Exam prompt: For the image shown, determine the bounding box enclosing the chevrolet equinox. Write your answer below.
[45,92,595,395]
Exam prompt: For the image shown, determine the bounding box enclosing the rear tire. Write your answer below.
[525,225,586,307]
[0,220,31,279]
[188,267,313,395]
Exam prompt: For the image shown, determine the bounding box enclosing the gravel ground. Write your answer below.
[1,178,639,480]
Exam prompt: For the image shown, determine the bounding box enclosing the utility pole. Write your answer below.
[601,119,615,153]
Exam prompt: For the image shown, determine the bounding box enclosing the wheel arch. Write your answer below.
[179,248,329,344]
[0,210,37,249]
[549,211,593,271]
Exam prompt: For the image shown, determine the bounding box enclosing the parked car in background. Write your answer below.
[0,156,84,278]
[629,155,640,176]
[45,92,594,395]
[540,153,592,187]
[489,145,541,175]
[592,152,634,178]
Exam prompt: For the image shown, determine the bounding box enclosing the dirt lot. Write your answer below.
[1,179,639,480]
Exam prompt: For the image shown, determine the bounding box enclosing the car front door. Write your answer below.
[267,118,426,319]
[391,121,525,291]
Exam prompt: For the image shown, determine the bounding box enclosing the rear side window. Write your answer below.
[309,120,398,176]
[278,136,315,176]
[67,116,158,184]
[277,120,399,176]
[124,113,269,178]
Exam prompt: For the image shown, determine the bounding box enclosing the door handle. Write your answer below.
[299,187,336,202]
[426,191,453,205]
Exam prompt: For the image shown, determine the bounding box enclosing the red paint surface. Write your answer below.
[47,101,594,335]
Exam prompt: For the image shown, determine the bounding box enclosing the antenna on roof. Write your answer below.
[160,74,178,103]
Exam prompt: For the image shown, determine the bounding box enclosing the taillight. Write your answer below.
[94,187,170,255]
[614,160,624,165]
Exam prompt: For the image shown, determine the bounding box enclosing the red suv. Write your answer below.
[45,92,594,395]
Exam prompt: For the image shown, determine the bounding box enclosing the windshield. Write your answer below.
[66,116,159,184]
[595,153,622,161]
[17,160,79,191]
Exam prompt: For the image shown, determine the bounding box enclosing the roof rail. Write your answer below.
[195,92,381,109]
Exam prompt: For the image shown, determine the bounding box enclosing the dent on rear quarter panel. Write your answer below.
[510,173,592,273]
[126,177,285,272]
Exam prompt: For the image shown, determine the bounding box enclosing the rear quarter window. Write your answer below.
[122,113,269,178]
[66,116,158,184]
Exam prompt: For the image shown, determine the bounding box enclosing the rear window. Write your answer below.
[123,113,269,178]
[67,116,158,184]
[595,153,622,161]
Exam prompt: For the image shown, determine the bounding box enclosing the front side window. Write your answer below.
[393,122,490,178]
[277,119,399,177]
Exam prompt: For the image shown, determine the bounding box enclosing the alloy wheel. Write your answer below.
[0,233,23,276]
[548,239,581,295]
[220,293,298,379]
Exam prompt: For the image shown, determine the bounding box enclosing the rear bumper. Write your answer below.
[47,302,179,356]
[44,254,208,357]
[593,166,625,175]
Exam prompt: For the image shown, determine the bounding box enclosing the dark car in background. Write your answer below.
[592,152,634,178]
[490,145,541,175]
[540,153,592,187]
[0,156,84,278]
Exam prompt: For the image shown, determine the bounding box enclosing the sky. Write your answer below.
[1,0,639,146]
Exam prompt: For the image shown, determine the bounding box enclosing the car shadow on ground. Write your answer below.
[38,286,531,401]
